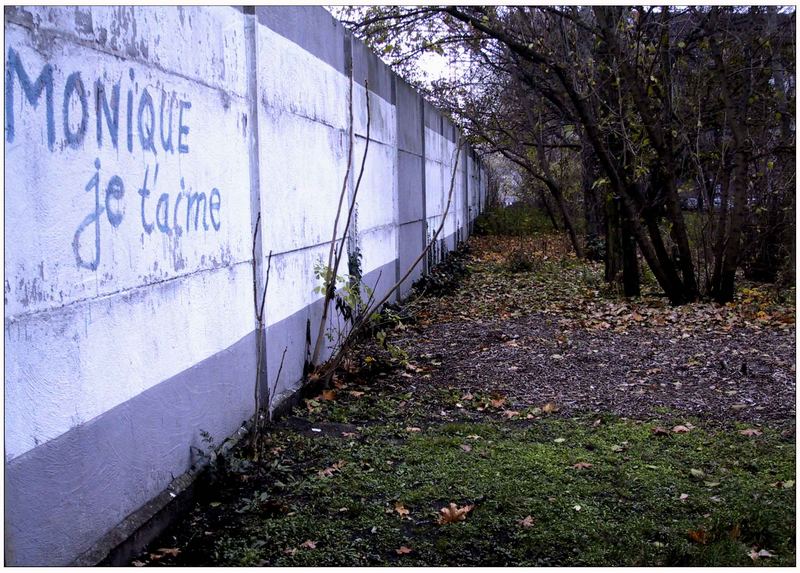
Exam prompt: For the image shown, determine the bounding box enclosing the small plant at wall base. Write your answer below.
[312,259,376,345]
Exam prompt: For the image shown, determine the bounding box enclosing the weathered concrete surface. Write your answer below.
[4,5,255,566]
[4,5,485,565]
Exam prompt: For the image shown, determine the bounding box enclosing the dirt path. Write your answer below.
[369,235,795,426]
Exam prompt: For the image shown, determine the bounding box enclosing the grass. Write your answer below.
[154,391,795,567]
[473,204,556,237]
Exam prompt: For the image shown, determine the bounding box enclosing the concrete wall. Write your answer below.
[4,5,485,566]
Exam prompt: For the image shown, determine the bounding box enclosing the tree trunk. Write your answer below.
[709,19,752,303]
[540,187,561,231]
[604,193,623,285]
[619,197,641,297]
[582,134,603,239]
[543,177,584,258]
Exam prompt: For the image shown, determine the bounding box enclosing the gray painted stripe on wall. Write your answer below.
[255,6,348,75]
[5,332,257,566]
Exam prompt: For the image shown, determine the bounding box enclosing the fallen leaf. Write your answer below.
[690,468,706,479]
[502,410,520,418]
[132,561,146,567]
[321,390,336,401]
[554,438,566,444]
[341,432,356,438]
[459,444,472,452]
[592,419,602,427]
[348,391,365,398]
[688,529,709,545]
[679,493,689,502]
[651,426,670,436]
[739,428,762,437]
[156,548,181,558]
[490,397,507,409]
[405,427,422,433]
[462,392,474,401]
[771,479,794,489]
[438,502,474,524]
[749,547,775,560]
[318,460,346,478]
[573,462,593,470]
[300,540,317,550]
[542,402,559,414]
[467,434,481,440]
[518,515,535,528]
[395,546,413,555]
[703,481,721,488]
[394,502,411,519]
[283,548,297,556]
[573,505,582,511]
[672,425,691,434]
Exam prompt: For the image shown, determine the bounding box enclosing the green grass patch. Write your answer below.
[474,204,555,236]
[172,415,795,567]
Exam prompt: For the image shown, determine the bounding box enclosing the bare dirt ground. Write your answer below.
[370,235,795,428]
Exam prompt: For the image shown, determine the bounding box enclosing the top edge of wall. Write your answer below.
[254,6,348,75]
[5,5,249,97]
[252,5,464,145]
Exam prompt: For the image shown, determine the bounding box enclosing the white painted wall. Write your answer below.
[5,6,253,462]
[4,5,487,565]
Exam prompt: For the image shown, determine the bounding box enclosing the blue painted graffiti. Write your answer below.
[5,48,191,155]
[5,47,55,150]
[3,49,225,270]
[73,160,223,270]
